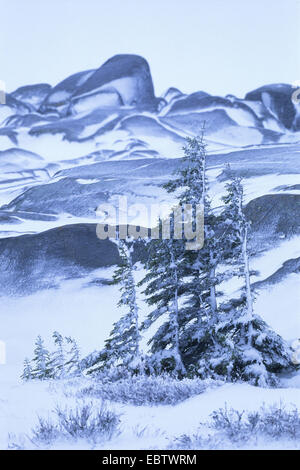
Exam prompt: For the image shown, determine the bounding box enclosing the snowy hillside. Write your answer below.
[0,54,300,450]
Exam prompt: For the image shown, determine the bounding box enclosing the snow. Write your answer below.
[78,114,118,138]
[2,375,300,449]
[0,213,97,239]
[0,106,14,124]
[48,90,70,104]
[252,236,300,281]
[0,136,16,151]
[218,235,300,342]
[209,171,300,211]
[255,273,300,341]
[0,270,118,373]
[76,178,100,185]
[115,382,300,440]
[102,77,137,104]
[243,174,300,203]
[72,91,121,113]
[225,107,258,127]
[0,260,299,449]
[208,126,263,148]
[17,132,97,161]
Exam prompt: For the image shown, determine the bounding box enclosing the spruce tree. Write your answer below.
[64,336,81,376]
[48,331,66,379]
[140,218,187,375]
[163,134,226,375]
[214,175,294,385]
[31,335,52,380]
[21,358,33,381]
[95,239,143,374]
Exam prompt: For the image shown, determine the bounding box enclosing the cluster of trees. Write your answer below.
[22,135,294,387]
[89,135,293,386]
[21,332,81,381]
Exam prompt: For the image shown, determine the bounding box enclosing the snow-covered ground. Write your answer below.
[0,262,299,450]
[2,373,300,450]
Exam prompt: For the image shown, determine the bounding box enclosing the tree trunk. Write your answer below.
[242,225,254,344]
[209,251,217,315]
[171,249,186,375]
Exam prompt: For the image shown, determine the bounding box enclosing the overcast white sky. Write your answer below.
[1,0,299,97]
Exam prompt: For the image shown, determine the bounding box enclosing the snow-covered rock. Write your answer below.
[10,84,52,110]
[73,54,157,110]
[40,70,95,114]
[245,84,299,130]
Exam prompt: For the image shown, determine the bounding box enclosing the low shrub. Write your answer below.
[79,374,216,406]
[31,401,120,446]
[172,402,300,449]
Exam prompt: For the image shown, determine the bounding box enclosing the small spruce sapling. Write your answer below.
[31,335,51,380]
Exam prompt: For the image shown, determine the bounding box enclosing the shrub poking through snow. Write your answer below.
[172,402,300,449]
[31,417,60,445]
[78,374,217,406]
[31,401,120,446]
